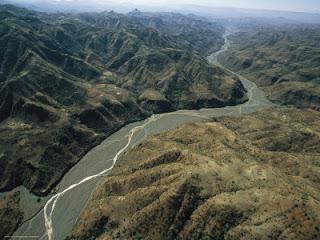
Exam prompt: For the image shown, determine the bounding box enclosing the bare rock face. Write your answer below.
[70,108,320,240]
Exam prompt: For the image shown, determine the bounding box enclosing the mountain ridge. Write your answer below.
[219,26,320,111]
[70,107,320,240]
[0,5,247,197]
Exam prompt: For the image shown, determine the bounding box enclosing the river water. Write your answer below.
[11,33,273,240]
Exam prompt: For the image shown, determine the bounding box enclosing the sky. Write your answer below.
[6,0,320,13]
[118,0,320,13]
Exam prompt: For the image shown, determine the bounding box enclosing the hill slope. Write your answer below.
[0,6,247,196]
[220,26,320,111]
[70,108,320,240]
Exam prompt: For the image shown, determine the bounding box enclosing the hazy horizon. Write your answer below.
[123,0,320,13]
[4,0,320,13]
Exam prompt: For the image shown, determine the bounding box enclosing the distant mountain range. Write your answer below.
[3,0,320,24]
[178,4,320,24]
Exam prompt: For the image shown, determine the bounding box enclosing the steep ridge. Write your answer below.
[10,29,270,240]
[0,11,147,196]
[0,5,247,198]
[70,108,320,240]
[219,26,320,111]
[70,10,224,55]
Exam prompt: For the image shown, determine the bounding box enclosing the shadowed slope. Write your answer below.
[0,6,247,196]
[71,108,320,240]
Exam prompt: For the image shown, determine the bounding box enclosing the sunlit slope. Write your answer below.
[70,108,320,240]
[220,27,320,110]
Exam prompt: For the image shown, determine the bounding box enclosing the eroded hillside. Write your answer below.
[0,5,247,197]
[71,108,320,240]
[220,26,320,110]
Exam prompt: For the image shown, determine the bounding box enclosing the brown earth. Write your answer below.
[0,5,247,196]
[220,27,320,111]
[70,107,320,240]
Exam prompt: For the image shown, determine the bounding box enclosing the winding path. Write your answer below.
[12,31,273,240]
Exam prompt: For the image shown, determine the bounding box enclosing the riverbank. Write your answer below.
[11,32,273,240]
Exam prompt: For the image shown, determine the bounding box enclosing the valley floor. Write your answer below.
[5,28,320,240]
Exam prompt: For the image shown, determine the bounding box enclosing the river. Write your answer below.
[11,32,273,240]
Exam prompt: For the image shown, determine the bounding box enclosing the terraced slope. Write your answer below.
[70,108,320,240]
[220,27,320,110]
[0,6,247,196]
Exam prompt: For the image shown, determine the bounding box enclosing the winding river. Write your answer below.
[11,32,273,240]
